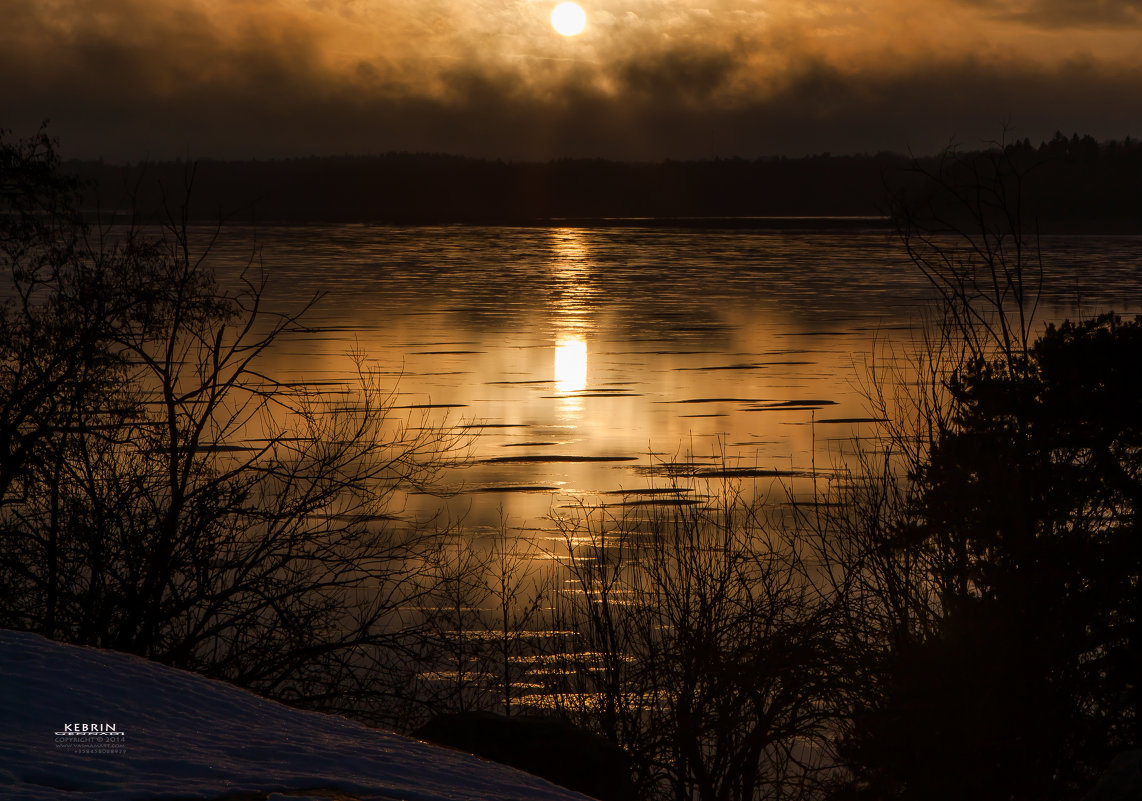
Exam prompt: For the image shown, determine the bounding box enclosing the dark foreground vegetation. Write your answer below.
[3,128,1141,801]
[66,132,1142,229]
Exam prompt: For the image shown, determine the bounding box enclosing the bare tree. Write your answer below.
[887,140,1044,368]
[486,518,549,716]
[0,133,468,720]
[804,141,1142,801]
[544,480,840,801]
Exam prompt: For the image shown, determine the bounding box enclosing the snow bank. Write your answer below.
[0,630,592,801]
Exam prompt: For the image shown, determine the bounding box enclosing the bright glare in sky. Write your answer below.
[551,2,587,36]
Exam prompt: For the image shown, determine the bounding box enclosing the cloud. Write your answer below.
[2,0,1141,160]
[616,47,740,104]
[957,0,1142,28]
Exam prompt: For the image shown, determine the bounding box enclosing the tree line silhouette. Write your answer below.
[64,132,1142,228]
[3,127,1142,800]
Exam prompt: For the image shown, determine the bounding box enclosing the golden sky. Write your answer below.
[3,0,1141,159]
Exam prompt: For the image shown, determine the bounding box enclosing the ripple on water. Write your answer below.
[481,455,641,464]
[195,225,1142,528]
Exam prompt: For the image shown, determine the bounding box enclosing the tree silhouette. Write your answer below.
[831,137,1142,800]
[0,129,466,721]
[840,314,1142,800]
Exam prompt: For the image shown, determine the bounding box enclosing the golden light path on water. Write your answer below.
[202,225,1142,535]
[551,228,593,419]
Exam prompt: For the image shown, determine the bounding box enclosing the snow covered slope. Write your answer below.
[0,630,593,801]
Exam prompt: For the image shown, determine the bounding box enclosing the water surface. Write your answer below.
[203,225,1142,530]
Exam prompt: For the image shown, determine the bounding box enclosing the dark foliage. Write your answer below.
[839,314,1142,800]
[60,132,1142,227]
[417,711,636,801]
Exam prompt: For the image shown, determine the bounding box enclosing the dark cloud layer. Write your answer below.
[3,0,1141,160]
[961,0,1142,28]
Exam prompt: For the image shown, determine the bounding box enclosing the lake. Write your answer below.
[202,224,1142,533]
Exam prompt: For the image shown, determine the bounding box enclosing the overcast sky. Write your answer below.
[2,0,1140,161]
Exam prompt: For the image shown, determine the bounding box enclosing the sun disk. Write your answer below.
[551,2,587,36]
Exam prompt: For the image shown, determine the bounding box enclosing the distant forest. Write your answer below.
[66,132,1142,229]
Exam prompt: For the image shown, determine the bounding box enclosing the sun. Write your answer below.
[551,2,587,36]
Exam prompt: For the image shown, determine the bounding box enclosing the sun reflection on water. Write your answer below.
[550,229,593,421]
[554,336,588,393]
[549,228,594,334]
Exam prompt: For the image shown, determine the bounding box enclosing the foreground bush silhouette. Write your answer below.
[0,129,463,719]
[417,711,635,801]
[838,314,1142,800]
[542,491,840,801]
[823,142,1142,801]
